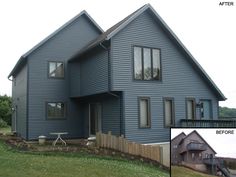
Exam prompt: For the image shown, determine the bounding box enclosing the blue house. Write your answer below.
[8,4,227,143]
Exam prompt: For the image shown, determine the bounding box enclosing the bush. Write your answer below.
[0,119,8,128]
[0,95,12,125]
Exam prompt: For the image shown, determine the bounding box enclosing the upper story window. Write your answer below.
[49,61,64,78]
[134,46,161,80]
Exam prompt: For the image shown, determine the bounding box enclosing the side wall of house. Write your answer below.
[171,133,186,164]
[27,15,101,139]
[111,11,219,143]
[12,64,27,139]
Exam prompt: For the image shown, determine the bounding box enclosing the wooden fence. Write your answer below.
[96,131,166,166]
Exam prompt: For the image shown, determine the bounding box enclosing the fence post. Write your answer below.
[108,131,112,148]
[159,146,163,165]
[96,132,101,147]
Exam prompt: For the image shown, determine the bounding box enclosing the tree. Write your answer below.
[0,95,12,126]
[219,106,236,118]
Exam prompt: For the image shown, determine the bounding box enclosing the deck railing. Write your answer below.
[203,158,223,165]
[187,142,207,151]
[180,119,236,127]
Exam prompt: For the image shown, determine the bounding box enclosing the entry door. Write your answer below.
[89,103,102,136]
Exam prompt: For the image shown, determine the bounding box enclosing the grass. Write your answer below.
[171,166,216,177]
[0,140,169,177]
[0,126,11,135]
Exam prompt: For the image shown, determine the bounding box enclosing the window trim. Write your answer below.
[46,102,67,120]
[199,99,212,119]
[138,97,151,128]
[163,97,175,127]
[48,61,65,79]
[133,45,162,81]
[185,97,196,120]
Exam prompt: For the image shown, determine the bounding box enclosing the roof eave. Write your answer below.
[8,56,27,78]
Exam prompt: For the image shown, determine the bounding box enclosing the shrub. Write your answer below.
[0,118,8,128]
[0,95,12,125]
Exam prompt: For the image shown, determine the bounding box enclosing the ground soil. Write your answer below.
[0,134,169,171]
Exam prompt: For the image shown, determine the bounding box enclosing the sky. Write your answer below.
[0,0,235,107]
[171,128,236,158]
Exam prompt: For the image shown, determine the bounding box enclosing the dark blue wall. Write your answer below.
[12,64,27,138]
[27,14,101,139]
[111,11,218,143]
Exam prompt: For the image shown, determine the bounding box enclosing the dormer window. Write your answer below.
[133,46,161,80]
[48,61,64,78]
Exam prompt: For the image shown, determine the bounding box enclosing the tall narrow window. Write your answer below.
[134,47,142,80]
[186,98,195,120]
[143,48,151,80]
[133,46,161,80]
[164,98,175,127]
[139,98,151,128]
[152,49,161,80]
[200,100,212,119]
[49,61,64,78]
[47,102,66,119]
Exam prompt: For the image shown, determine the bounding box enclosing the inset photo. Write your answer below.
[171,128,236,177]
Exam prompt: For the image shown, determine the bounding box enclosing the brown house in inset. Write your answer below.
[171,130,230,176]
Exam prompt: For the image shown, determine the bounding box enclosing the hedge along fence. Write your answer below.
[96,131,169,167]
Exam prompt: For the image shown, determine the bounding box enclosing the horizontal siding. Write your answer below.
[111,11,218,143]
[27,15,101,139]
[69,62,80,97]
[12,64,27,139]
[102,96,121,136]
[79,48,109,96]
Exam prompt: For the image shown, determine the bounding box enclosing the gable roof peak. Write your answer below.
[8,10,103,78]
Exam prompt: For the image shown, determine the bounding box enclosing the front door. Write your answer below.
[89,103,102,136]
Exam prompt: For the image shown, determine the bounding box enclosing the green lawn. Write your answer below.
[171,166,216,177]
[0,140,169,177]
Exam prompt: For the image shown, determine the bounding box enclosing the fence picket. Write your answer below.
[96,132,163,165]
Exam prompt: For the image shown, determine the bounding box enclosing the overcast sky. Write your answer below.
[171,128,236,158]
[0,0,235,107]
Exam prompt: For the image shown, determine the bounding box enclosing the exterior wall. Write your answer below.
[171,133,186,164]
[69,62,80,96]
[79,47,109,96]
[183,151,204,164]
[111,11,219,143]
[102,94,121,135]
[179,132,215,159]
[27,14,101,139]
[12,64,27,139]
